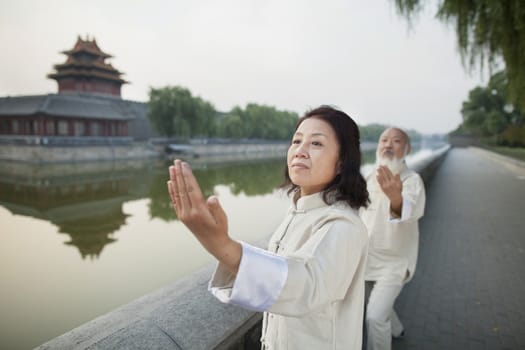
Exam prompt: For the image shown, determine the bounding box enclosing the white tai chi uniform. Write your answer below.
[209,192,368,350]
[359,164,425,350]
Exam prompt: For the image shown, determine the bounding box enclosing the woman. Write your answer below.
[168,105,369,349]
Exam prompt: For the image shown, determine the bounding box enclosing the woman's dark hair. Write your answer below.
[281,105,370,209]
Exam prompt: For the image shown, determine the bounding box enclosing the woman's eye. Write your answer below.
[292,139,301,144]
[312,141,322,146]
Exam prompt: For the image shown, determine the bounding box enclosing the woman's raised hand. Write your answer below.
[167,159,241,274]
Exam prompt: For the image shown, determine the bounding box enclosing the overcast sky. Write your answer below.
[0,0,489,134]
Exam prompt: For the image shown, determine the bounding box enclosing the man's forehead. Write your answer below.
[380,128,407,141]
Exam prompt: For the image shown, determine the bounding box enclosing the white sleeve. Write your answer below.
[208,241,288,312]
[389,197,414,223]
[389,174,425,223]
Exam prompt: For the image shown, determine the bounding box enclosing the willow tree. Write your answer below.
[148,86,216,139]
[393,0,525,111]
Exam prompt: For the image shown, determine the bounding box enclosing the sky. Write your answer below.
[0,0,489,134]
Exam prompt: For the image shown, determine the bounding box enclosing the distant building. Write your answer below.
[48,36,128,97]
[0,36,155,143]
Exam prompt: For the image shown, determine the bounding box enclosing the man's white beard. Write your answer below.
[375,150,406,175]
[369,154,406,191]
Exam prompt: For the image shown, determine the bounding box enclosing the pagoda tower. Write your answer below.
[48,36,128,97]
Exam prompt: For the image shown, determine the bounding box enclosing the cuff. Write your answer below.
[389,197,413,223]
[208,241,288,312]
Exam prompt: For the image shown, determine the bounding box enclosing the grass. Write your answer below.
[483,146,525,162]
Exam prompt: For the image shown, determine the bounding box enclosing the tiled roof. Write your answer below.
[48,69,127,83]
[64,36,112,58]
[53,61,123,75]
[0,94,147,121]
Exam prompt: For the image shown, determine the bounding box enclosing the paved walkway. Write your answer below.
[393,148,525,350]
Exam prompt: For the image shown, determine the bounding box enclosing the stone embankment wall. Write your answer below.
[0,142,290,163]
[168,142,290,164]
[191,143,288,157]
[0,143,159,163]
[36,146,450,350]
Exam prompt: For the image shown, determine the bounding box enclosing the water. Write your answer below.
[0,143,444,349]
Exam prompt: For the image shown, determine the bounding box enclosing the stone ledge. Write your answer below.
[36,264,260,350]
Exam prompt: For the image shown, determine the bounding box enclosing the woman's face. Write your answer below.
[287,117,340,197]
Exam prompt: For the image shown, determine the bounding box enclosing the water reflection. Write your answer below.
[147,158,287,221]
[0,157,286,259]
[0,141,440,260]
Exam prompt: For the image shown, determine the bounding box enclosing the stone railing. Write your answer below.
[409,145,450,184]
[36,145,450,350]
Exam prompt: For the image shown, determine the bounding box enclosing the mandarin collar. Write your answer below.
[398,162,409,174]
[292,192,328,213]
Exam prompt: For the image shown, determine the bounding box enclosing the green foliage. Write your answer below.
[148,87,299,140]
[217,103,299,140]
[499,125,525,147]
[147,86,216,138]
[360,123,387,142]
[359,123,422,143]
[458,70,524,145]
[393,0,525,111]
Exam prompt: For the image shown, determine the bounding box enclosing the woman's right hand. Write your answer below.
[167,159,241,274]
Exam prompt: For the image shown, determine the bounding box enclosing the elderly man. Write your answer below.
[360,128,426,350]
